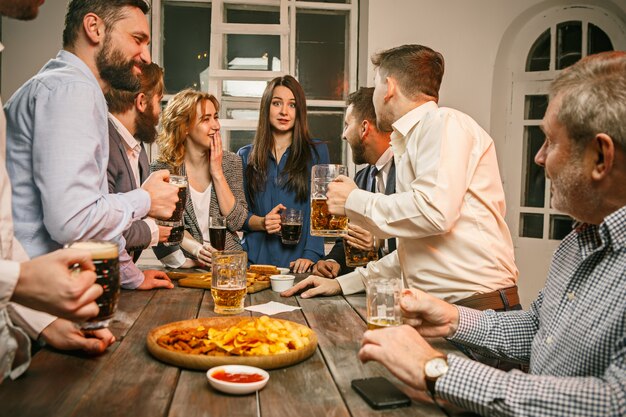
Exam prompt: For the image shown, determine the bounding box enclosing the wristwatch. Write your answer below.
[424,355,449,397]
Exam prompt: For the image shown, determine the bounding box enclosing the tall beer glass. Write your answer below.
[68,240,120,329]
[211,251,247,314]
[156,175,187,246]
[310,164,348,237]
[366,278,402,330]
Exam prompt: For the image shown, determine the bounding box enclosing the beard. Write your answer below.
[550,157,600,223]
[96,38,141,92]
[350,138,367,165]
[134,101,158,144]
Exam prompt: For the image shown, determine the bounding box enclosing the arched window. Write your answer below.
[518,18,616,241]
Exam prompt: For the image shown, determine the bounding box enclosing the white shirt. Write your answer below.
[190,183,213,243]
[108,114,159,248]
[337,101,518,303]
[1,42,55,381]
[373,146,394,195]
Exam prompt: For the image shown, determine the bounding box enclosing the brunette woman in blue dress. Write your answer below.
[237,76,329,272]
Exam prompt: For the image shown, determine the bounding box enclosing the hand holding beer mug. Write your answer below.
[310,164,349,236]
[211,251,247,314]
[344,223,379,267]
[280,208,303,245]
[67,240,120,330]
[366,278,402,330]
[156,175,188,246]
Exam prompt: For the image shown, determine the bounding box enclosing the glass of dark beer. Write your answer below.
[310,164,349,237]
[68,240,120,330]
[280,208,303,245]
[156,175,187,246]
[209,215,226,251]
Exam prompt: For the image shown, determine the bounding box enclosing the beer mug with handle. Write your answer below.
[310,164,349,237]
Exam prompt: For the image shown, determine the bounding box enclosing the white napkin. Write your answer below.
[244,301,302,315]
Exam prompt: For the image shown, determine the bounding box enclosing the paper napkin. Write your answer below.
[244,301,302,315]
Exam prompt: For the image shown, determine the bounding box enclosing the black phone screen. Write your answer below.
[351,377,411,410]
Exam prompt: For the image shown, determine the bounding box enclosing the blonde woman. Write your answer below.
[151,89,247,268]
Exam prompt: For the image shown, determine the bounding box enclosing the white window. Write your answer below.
[150,0,357,166]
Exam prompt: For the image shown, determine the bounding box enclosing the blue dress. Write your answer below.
[237,141,329,267]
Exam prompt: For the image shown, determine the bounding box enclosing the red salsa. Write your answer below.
[212,370,265,383]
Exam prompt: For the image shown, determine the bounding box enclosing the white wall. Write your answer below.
[1,2,65,98]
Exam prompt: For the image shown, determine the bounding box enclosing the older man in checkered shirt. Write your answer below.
[358,51,626,416]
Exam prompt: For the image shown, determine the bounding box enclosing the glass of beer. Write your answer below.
[211,250,247,314]
[344,236,379,267]
[67,240,120,330]
[280,208,303,245]
[156,175,187,246]
[366,278,402,330]
[310,164,349,236]
[209,215,226,251]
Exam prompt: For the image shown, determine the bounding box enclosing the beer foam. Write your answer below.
[69,241,118,259]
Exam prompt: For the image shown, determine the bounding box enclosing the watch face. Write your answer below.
[425,357,449,379]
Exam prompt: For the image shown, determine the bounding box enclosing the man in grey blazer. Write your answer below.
[312,87,395,278]
[106,63,173,289]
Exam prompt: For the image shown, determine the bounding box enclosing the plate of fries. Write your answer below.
[146,316,318,370]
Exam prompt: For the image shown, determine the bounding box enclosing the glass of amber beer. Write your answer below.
[68,240,120,329]
[344,235,379,267]
[365,278,402,330]
[211,251,247,314]
[310,164,349,237]
[156,175,188,246]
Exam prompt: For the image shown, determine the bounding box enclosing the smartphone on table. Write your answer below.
[351,377,411,410]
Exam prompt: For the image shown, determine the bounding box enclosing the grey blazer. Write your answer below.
[150,152,247,261]
[107,118,151,259]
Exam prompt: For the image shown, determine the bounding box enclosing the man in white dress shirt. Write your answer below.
[287,44,519,310]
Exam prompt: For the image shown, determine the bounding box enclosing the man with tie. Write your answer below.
[312,88,395,278]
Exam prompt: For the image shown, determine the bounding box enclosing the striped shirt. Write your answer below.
[438,205,626,416]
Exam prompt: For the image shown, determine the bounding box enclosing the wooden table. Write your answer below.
[1,275,467,417]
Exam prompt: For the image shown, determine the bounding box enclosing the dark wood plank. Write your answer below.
[168,289,258,417]
[299,296,445,417]
[68,288,204,417]
[251,289,351,417]
[0,290,155,417]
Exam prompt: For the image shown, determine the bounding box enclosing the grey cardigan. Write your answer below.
[150,151,247,261]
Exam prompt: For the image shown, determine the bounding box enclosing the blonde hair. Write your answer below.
[156,89,220,169]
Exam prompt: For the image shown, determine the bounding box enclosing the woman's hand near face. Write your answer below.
[208,131,224,179]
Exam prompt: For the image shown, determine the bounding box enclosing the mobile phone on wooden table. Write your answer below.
[351,377,411,410]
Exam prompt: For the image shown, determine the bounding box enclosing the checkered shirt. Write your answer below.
[437,205,626,416]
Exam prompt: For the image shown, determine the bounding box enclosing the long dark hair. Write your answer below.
[246,75,317,203]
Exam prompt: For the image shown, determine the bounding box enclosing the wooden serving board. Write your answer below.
[165,270,210,281]
[146,317,318,370]
[177,277,270,293]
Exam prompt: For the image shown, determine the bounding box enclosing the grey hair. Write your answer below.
[550,51,626,151]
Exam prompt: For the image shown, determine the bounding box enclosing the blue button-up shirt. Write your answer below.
[4,50,150,288]
[237,142,328,267]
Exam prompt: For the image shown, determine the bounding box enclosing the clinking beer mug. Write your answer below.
[310,164,349,237]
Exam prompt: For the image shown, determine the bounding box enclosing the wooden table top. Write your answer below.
[1,274,467,417]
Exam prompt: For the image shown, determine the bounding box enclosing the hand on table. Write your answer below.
[137,270,174,290]
[312,260,341,278]
[12,249,102,322]
[358,325,443,391]
[289,258,314,274]
[280,275,342,298]
[327,175,358,216]
[40,318,115,355]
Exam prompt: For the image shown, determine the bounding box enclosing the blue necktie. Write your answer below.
[369,166,378,193]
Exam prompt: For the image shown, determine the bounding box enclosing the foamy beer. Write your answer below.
[344,236,379,267]
[156,175,188,246]
[366,278,402,330]
[68,241,120,329]
[211,251,247,314]
[310,164,348,236]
